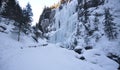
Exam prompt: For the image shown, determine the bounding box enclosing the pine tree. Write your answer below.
[14,3,23,23]
[15,3,24,41]
[1,0,24,41]
[76,23,81,36]
[93,13,101,42]
[23,3,33,24]
[22,3,33,34]
[93,13,99,30]
[17,2,33,41]
[0,0,2,7]
[82,0,90,33]
[1,0,16,19]
[78,0,94,46]
[104,8,117,40]
[0,1,33,41]
[0,0,5,13]
[82,0,90,45]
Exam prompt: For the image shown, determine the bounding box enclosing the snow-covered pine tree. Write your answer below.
[22,3,33,35]
[93,13,99,31]
[23,3,33,24]
[103,8,117,40]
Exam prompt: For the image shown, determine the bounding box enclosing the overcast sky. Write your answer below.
[19,0,60,25]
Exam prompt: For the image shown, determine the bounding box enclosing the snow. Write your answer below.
[0,0,120,70]
[82,49,119,70]
[46,0,120,55]
[0,18,119,70]
[0,44,119,70]
[0,27,119,70]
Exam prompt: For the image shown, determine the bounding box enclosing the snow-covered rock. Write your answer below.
[40,0,120,55]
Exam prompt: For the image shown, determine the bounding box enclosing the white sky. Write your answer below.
[19,0,60,25]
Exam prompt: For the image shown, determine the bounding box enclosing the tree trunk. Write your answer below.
[18,24,21,41]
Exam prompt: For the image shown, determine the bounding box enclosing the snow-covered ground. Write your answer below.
[0,23,119,70]
[0,43,119,70]
[0,25,119,70]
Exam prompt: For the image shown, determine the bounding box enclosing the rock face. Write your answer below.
[39,0,120,50]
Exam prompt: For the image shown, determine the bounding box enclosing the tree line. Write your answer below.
[0,0,33,41]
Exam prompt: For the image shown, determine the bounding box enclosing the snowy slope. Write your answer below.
[0,17,47,48]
